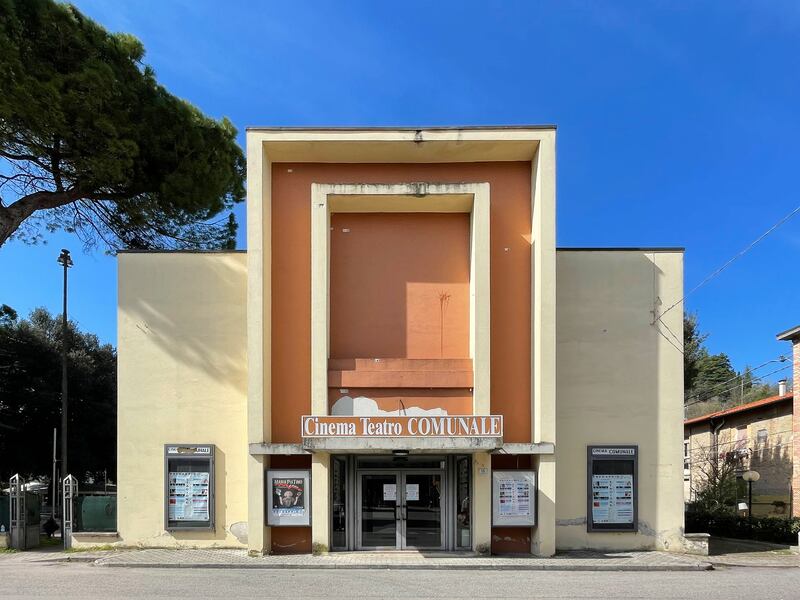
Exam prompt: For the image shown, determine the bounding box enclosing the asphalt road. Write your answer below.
[3,563,800,599]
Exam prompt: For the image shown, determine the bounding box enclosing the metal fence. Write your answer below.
[0,495,8,531]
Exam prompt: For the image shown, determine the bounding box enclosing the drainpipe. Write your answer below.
[710,418,726,511]
[711,418,725,468]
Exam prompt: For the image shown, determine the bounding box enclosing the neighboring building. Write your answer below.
[110,126,686,556]
[684,389,793,517]
[777,324,800,516]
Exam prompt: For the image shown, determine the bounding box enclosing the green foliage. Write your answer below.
[693,353,737,400]
[0,303,17,324]
[684,314,782,418]
[683,313,707,392]
[0,305,116,482]
[686,510,800,545]
[0,0,245,250]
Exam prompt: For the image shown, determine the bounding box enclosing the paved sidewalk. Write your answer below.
[87,548,712,571]
[709,551,799,568]
[706,537,800,568]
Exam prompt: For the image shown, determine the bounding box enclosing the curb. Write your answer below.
[708,561,798,569]
[28,555,107,564]
[92,561,713,572]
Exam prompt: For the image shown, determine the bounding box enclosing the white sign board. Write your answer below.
[492,471,536,527]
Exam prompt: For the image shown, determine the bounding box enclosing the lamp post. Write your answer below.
[742,469,760,524]
[57,249,73,478]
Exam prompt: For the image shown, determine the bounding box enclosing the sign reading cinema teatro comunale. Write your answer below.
[301,415,503,438]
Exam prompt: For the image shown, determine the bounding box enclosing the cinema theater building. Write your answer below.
[114,126,686,556]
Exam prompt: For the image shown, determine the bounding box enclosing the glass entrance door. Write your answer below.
[359,473,398,549]
[402,473,442,549]
[357,471,444,550]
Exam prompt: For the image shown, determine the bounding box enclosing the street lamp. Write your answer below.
[57,249,73,479]
[742,469,760,522]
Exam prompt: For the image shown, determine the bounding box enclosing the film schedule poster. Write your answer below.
[591,474,634,524]
[492,471,535,526]
[272,478,306,517]
[168,471,210,522]
[498,477,531,517]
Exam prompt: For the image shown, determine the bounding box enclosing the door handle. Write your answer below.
[402,505,408,521]
[395,505,402,521]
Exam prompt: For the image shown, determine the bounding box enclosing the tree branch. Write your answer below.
[0,189,84,247]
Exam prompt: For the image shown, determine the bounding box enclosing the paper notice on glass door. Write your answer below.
[405,484,419,501]
[383,484,396,501]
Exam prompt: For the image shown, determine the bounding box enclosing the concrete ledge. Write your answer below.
[493,443,555,455]
[683,533,710,556]
[301,437,503,453]
[249,443,309,455]
[70,531,123,550]
[73,532,121,539]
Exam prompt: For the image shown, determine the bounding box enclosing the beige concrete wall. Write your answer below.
[555,250,685,551]
[117,252,248,548]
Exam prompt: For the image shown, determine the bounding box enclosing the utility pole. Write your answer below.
[57,249,73,477]
[52,427,57,515]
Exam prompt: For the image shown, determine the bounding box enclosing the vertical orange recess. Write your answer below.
[268,455,312,553]
[271,163,532,443]
[491,454,534,554]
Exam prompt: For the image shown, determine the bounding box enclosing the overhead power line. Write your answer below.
[683,355,789,404]
[684,364,792,409]
[658,203,800,322]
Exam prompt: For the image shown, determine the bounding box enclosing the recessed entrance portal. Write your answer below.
[358,471,443,550]
[330,455,472,552]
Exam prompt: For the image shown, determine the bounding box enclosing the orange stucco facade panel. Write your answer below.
[327,388,473,416]
[271,162,532,443]
[330,212,470,359]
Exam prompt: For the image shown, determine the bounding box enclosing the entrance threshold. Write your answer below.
[330,550,482,558]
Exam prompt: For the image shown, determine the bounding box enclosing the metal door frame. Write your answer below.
[355,467,446,551]
[62,475,78,550]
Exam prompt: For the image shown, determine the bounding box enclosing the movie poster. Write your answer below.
[272,478,306,517]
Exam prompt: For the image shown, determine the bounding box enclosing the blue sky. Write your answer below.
[2,1,799,382]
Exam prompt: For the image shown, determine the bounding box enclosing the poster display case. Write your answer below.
[267,469,311,527]
[164,444,215,531]
[491,470,536,527]
[587,445,638,532]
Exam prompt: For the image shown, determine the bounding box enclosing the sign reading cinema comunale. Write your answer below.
[301,415,503,438]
